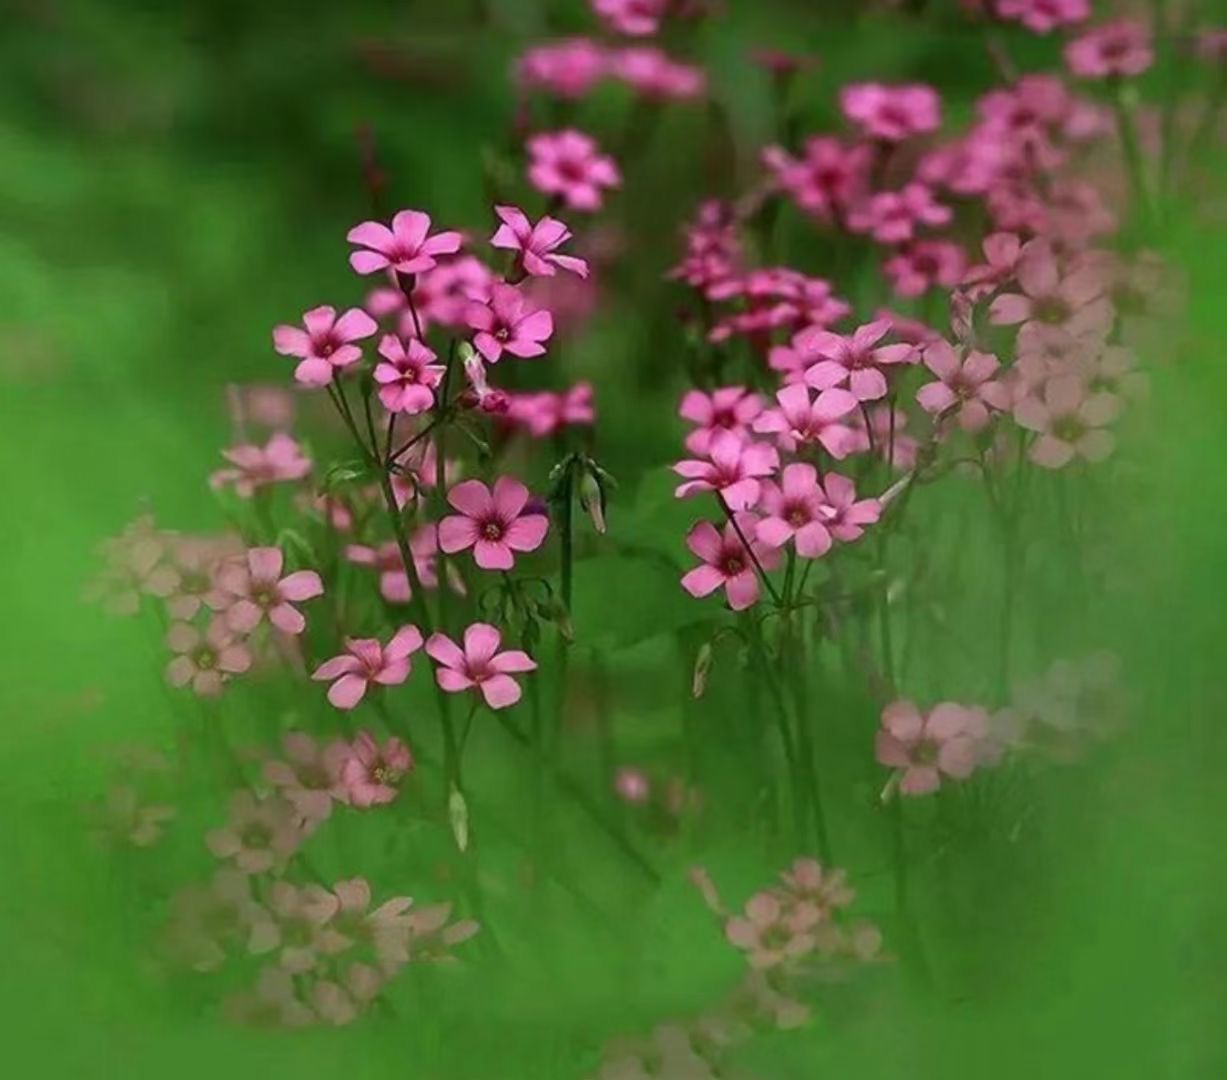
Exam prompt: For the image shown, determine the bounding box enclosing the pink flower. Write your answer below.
[725,891,815,970]
[961,231,1023,299]
[673,431,779,510]
[210,433,312,498]
[996,0,1090,34]
[799,320,916,402]
[84,517,179,616]
[312,626,423,710]
[490,205,589,279]
[752,383,860,458]
[516,38,609,99]
[527,130,621,212]
[272,306,377,387]
[165,536,242,620]
[438,477,549,571]
[614,766,652,804]
[373,335,444,415]
[988,241,1112,336]
[848,404,919,470]
[609,46,707,100]
[678,386,764,455]
[840,82,941,141]
[266,881,341,973]
[338,731,415,807]
[214,547,324,635]
[1013,373,1120,468]
[818,473,881,542]
[762,137,870,220]
[681,515,780,611]
[593,0,666,36]
[1065,19,1153,79]
[165,618,252,696]
[262,733,351,823]
[465,283,554,363]
[206,792,304,874]
[345,530,444,604]
[425,623,538,710]
[884,240,966,298]
[347,209,462,276]
[504,384,596,438]
[915,341,1011,432]
[89,784,175,848]
[755,463,835,559]
[846,183,951,245]
[876,700,986,796]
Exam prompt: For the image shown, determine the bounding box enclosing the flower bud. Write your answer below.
[578,467,607,534]
[692,642,713,698]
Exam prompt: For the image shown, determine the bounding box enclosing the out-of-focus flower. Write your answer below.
[799,320,916,402]
[1013,372,1120,468]
[875,700,986,795]
[840,82,941,141]
[165,618,252,696]
[1065,19,1153,79]
[338,731,415,807]
[210,433,312,498]
[262,732,351,823]
[206,791,304,874]
[527,130,622,212]
[915,341,1011,432]
[678,387,764,455]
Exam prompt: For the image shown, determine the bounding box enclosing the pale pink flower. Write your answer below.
[848,404,919,470]
[312,625,424,710]
[876,700,985,795]
[725,891,814,969]
[165,535,242,620]
[840,82,941,141]
[1013,373,1120,468]
[88,784,175,848]
[609,46,707,100]
[961,231,1023,299]
[761,137,870,220]
[214,547,324,635]
[996,0,1090,34]
[165,618,252,696]
[373,335,444,414]
[164,869,279,972]
[884,240,966,298]
[527,130,621,212]
[206,791,304,874]
[614,766,652,804]
[593,0,666,36]
[227,383,296,434]
[465,282,554,362]
[272,306,377,387]
[338,731,415,807]
[1065,19,1153,79]
[210,433,312,498]
[817,474,880,543]
[751,383,859,457]
[224,967,315,1029]
[799,319,916,402]
[346,209,462,276]
[846,183,951,245]
[425,623,538,710]
[516,38,609,99]
[325,877,417,969]
[437,477,549,571]
[778,858,855,919]
[755,463,835,559]
[345,530,444,604]
[262,732,351,823]
[266,881,341,973]
[681,515,780,611]
[989,241,1112,336]
[678,386,764,455]
[84,517,179,615]
[673,431,779,510]
[490,205,589,279]
[915,341,1011,432]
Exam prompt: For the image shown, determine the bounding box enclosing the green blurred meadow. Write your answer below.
[2,0,1226,1076]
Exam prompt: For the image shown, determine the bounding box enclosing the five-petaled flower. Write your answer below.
[373,335,445,415]
[272,306,377,387]
[465,283,555,363]
[165,618,252,696]
[312,626,425,710]
[673,431,779,510]
[490,206,590,279]
[338,731,415,808]
[875,700,986,796]
[426,622,538,709]
[438,477,549,571]
[799,320,917,402]
[915,341,1011,432]
[347,209,463,276]
[214,547,324,635]
[526,130,622,212]
[681,514,780,611]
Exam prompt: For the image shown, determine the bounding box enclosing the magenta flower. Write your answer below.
[673,431,779,510]
[799,320,916,402]
[876,701,985,796]
[846,183,951,245]
[678,386,764,455]
[1013,373,1120,469]
[425,622,538,710]
[206,792,304,874]
[681,515,780,611]
[593,0,666,36]
[272,306,377,387]
[346,209,462,276]
[516,38,609,99]
[437,477,549,571]
[840,82,941,141]
[817,473,881,543]
[312,625,424,710]
[165,618,252,697]
[762,137,870,220]
[262,733,351,823]
[214,547,324,635]
[755,464,835,560]
[988,241,1111,336]
[752,383,860,457]
[608,47,707,100]
[915,341,1011,432]
[210,433,312,498]
[527,130,621,212]
[491,205,590,280]
[465,282,554,363]
[338,731,415,808]
[997,0,1089,34]
[373,335,444,415]
[1065,19,1153,79]
[505,383,596,438]
[884,240,966,299]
